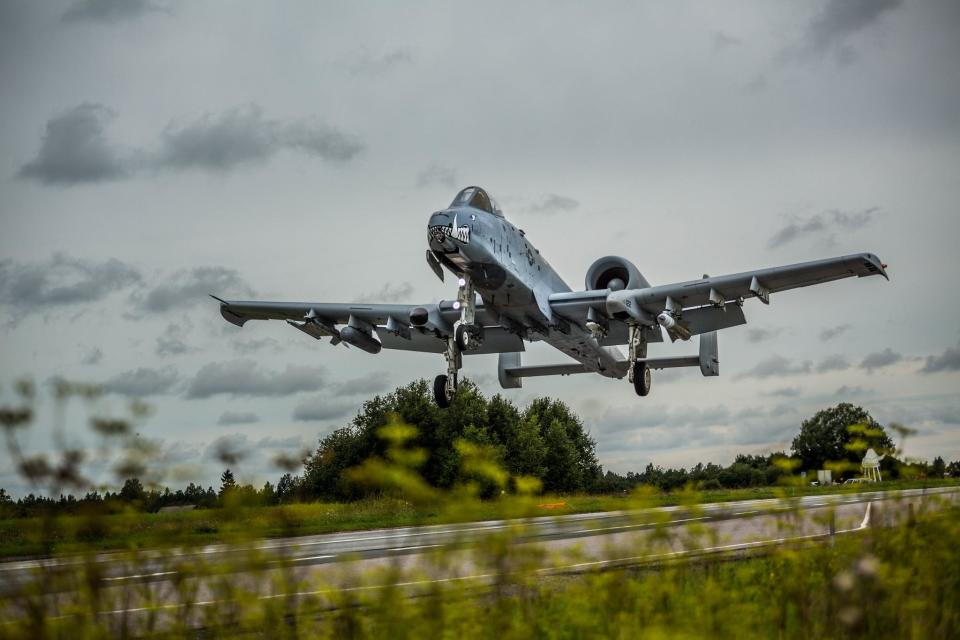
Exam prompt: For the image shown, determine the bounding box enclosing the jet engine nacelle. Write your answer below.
[585,256,650,291]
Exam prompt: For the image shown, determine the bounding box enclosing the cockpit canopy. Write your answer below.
[450,186,503,217]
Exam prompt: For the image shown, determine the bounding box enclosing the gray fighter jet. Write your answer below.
[214,186,888,407]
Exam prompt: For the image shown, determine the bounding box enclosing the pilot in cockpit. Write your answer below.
[451,186,503,217]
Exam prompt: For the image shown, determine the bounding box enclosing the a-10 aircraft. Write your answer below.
[214,186,888,407]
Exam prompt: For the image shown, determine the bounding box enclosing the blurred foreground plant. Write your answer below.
[1,385,958,638]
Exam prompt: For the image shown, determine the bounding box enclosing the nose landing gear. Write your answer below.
[434,336,461,408]
[434,275,480,407]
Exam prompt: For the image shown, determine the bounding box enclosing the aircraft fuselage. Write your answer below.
[428,205,626,377]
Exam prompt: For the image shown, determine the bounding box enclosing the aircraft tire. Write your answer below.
[434,374,454,408]
[633,362,651,396]
[455,324,483,351]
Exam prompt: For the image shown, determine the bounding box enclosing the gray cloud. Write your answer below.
[137,266,253,313]
[344,47,413,76]
[358,281,414,303]
[0,253,141,314]
[155,323,193,357]
[764,386,802,398]
[292,397,356,422]
[216,411,260,426]
[231,337,282,355]
[62,0,167,23]
[104,366,178,397]
[17,104,129,185]
[157,104,362,171]
[817,354,851,373]
[743,74,768,94]
[80,347,103,366]
[920,343,960,374]
[20,103,362,185]
[836,385,870,397]
[185,360,327,399]
[527,194,579,214]
[204,433,250,466]
[711,31,741,52]
[331,371,391,396]
[820,324,851,342]
[859,348,902,372]
[417,164,457,189]
[592,403,797,454]
[746,327,781,344]
[929,405,960,425]
[768,207,879,248]
[736,355,812,379]
[801,0,902,60]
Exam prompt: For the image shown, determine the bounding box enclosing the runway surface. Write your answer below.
[1,485,957,629]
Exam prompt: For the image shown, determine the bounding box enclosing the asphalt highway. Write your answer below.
[1,485,956,630]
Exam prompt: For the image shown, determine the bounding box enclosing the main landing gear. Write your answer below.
[627,323,652,397]
[433,275,482,408]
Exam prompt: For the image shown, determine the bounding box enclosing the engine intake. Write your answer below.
[585,256,650,291]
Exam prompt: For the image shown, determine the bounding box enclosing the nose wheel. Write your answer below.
[434,335,462,408]
[434,373,456,408]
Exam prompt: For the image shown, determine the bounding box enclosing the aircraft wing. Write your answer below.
[549,252,888,341]
[215,298,524,355]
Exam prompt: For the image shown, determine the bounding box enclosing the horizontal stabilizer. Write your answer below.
[502,363,591,378]
[498,350,590,388]
[637,356,700,370]
[636,331,719,377]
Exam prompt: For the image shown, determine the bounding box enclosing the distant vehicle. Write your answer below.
[844,478,867,485]
[213,185,889,407]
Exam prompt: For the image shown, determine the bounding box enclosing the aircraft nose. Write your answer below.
[428,211,455,250]
[428,211,449,228]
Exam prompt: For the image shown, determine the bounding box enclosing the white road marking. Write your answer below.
[103,570,176,582]
[387,544,441,552]
[268,554,336,564]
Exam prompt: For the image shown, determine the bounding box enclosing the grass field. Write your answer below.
[2,478,956,560]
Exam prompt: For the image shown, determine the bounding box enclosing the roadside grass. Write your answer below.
[7,491,958,638]
[2,478,956,560]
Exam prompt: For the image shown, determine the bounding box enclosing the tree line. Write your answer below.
[1,381,957,519]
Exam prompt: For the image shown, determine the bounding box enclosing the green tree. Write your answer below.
[542,418,580,493]
[119,477,145,503]
[260,481,276,505]
[302,427,366,499]
[487,394,521,446]
[275,473,298,502]
[524,398,601,491]
[506,414,546,478]
[791,403,894,472]
[931,456,946,478]
[219,469,236,498]
[300,380,601,500]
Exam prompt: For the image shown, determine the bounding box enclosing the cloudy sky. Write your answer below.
[1,0,958,496]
